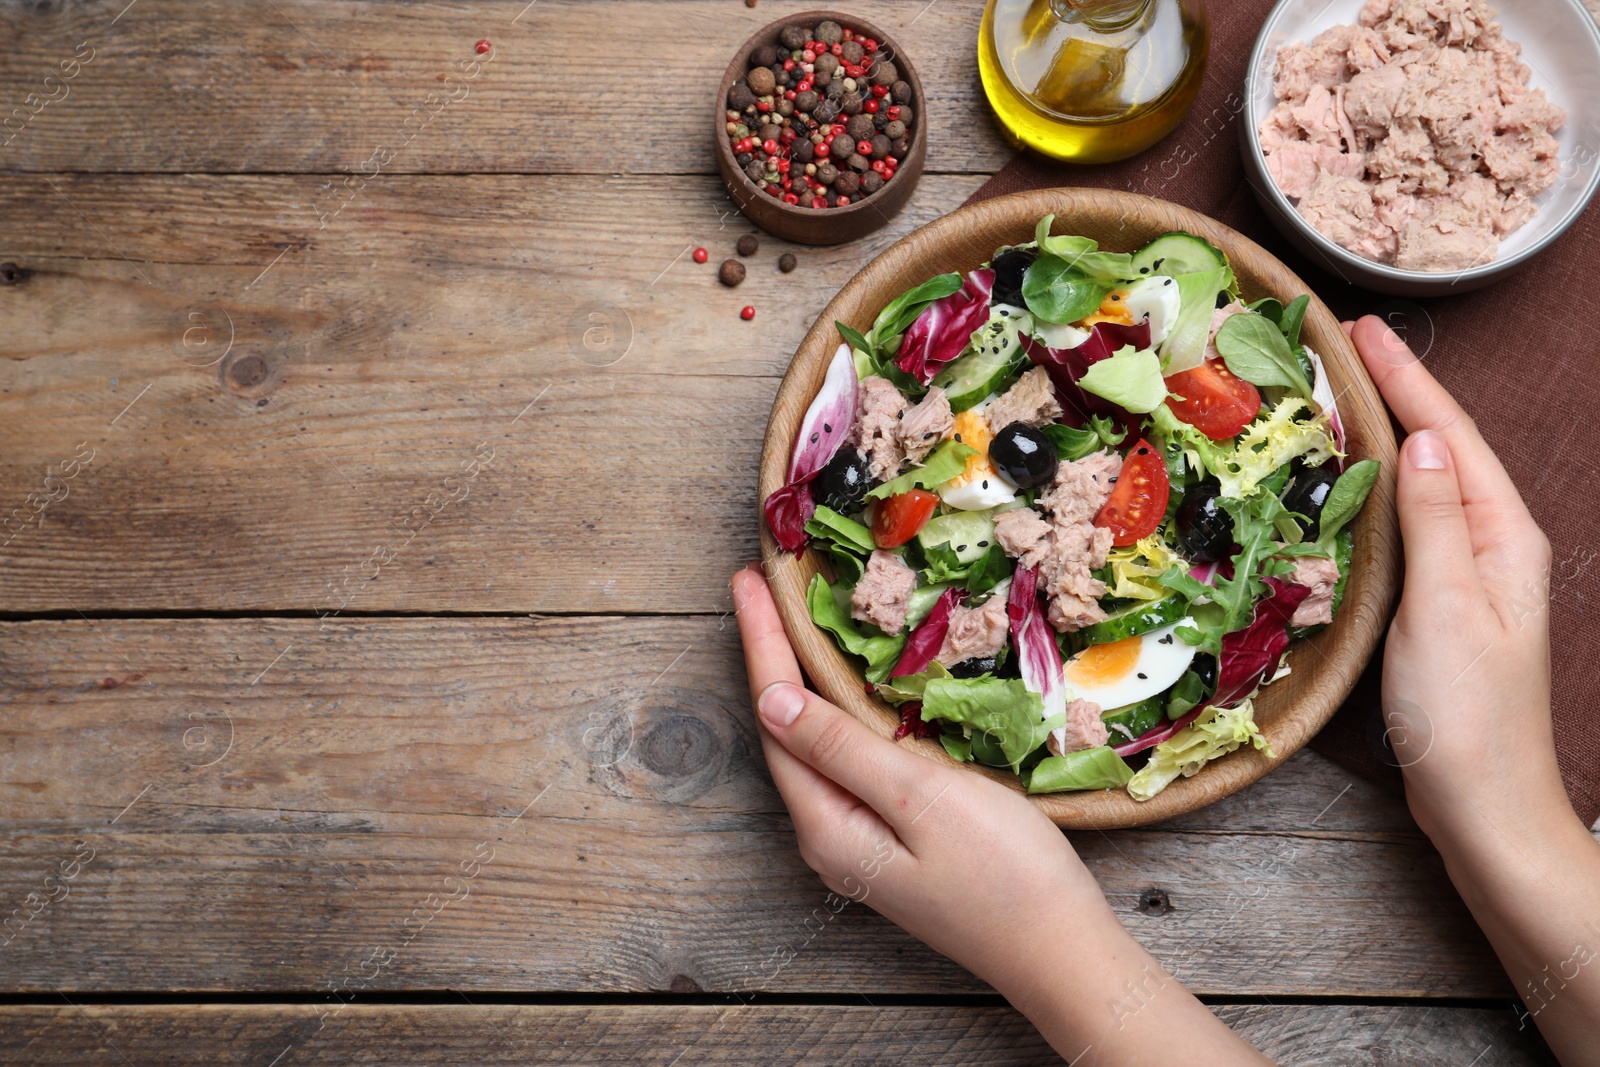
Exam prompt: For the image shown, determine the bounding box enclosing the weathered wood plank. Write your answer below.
[0,0,1010,176]
[0,173,984,614]
[0,616,1509,996]
[0,1003,1559,1066]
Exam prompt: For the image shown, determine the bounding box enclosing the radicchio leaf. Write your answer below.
[763,482,817,553]
[765,344,858,553]
[893,700,939,740]
[1212,576,1310,708]
[789,343,859,483]
[1006,566,1067,727]
[890,586,967,679]
[1022,319,1151,428]
[895,270,996,386]
[1305,345,1346,463]
[1112,576,1311,757]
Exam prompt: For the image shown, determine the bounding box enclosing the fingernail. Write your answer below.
[1407,430,1446,470]
[745,561,763,574]
[758,682,805,727]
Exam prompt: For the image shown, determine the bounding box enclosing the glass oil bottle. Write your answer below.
[978,0,1209,164]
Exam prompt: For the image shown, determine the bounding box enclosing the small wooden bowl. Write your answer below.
[714,10,927,246]
[758,188,1400,829]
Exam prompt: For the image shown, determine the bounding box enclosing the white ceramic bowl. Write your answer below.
[1240,0,1600,296]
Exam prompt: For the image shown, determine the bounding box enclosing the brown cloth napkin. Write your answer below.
[962,8,1600,826]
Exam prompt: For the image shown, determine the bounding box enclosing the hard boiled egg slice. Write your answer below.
[1031,320,1092,351]
[1121,275,1182,346]
[1062,620,1197,711]
[938,409,1016,511]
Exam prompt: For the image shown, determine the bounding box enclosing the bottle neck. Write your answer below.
[1048,0,1152,32]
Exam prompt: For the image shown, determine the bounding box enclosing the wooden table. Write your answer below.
[0,1,1590,1062]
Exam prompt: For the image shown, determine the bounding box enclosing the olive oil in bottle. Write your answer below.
[978,0,1209,164]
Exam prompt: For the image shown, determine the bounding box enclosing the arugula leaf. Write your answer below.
[1022,254,1107,324]
[866,439,977,500]
[1215,312,1315,399]
[1315,459,1380,547]
[835,320,873,365]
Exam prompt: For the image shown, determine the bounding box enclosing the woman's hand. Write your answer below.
[1346,315,1563,837]
[1349,314,1600,1065]
[731,563,1272,1065]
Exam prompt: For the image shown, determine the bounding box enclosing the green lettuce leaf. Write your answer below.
[1077,344,1168,413]
[1157,267,1235,374]
[921,677,1059,772]
[807,574,906,684]
[1215,312,1315,399]
[1026,747,1135,793]
[804,505,875,583]
[866,439,977,500]
[875,660,954,704]
[1127,700,1273,802]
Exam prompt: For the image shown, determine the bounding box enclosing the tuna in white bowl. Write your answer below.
[1241,0,1600,295]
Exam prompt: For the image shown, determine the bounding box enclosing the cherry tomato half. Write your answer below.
[1163,359,1261,440]
[872,489,939,548]
[1094,439,1170,547]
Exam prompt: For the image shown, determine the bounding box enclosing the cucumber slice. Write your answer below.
[929,306,1027,412]
[1077,593,1187,646]
[1101,695,1165,743]
[917,510,997,566]
[1128,232,1230,279]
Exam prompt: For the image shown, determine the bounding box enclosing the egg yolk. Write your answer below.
[1065,634,1142,688]
[945,410,996,485]
[1077,288,1135,328]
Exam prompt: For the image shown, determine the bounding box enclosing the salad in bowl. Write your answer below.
[764,214,1380,802]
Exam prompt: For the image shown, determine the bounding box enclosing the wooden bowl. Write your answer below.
[714,10,927,246]
[758,188,1399,829]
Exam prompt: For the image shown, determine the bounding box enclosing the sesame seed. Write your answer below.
[982,479,989,489]
[978,540,989,548]
[956,545,967,552]
[824,422,832,433]
[954,433,963,443]
[924,431,936,440]
[1137,672,1147,680]
[809,432,819,443]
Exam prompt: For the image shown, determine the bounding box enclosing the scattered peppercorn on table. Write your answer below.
[0,1,1592,1063]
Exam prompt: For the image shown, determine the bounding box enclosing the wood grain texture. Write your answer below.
[758,188,1400,829]
[0,171,982,614]
[0,0,1011,176]
[0,1003,1561,1066]
[0,616,1511,997]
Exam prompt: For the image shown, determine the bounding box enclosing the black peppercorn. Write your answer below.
[779,24,809,50]
[815,162,839,186]
[834,170,861,197]
[813,98,840,123]
[870,60,898,88]
[794,89,819,113]
[792,138,814,163]
[778,253,797,273]
[869,134,890,160]
[829,136,854,160]
[719,259,746,287]
[860,170,883,195]
[728,82,757,111]
[891,80,913,104]
[736,151,754,167]
[814,20,843,44]
[847,152,870,173]
[752,44,778,69]
[889,136,909,158]
[0,262,21,285]
[846,113,874,142]
[894,104,914,127]
[736,234,760,257]
[840,91,863,116]
[744,159,766,182]
[884,119,907,140]
[814,53,839,78]
[841,40,864,64]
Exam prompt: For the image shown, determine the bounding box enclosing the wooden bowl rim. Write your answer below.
[713,8,927,226]
[758,187,1400,830]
